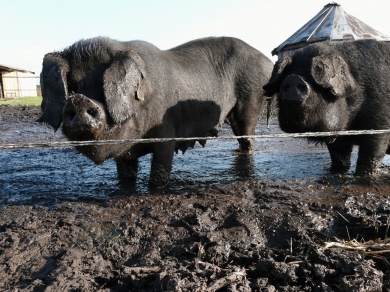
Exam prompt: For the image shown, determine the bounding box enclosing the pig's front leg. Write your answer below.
[115,153,139,182]
[327,140,353,172]
[356,134,389,175]
[150,141,175,187]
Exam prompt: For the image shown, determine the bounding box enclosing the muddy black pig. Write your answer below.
[263,39,390,175]
[40,36,273,186]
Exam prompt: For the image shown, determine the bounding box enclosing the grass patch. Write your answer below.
[0,96,42,106]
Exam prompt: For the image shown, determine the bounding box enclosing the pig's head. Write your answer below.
[40,42,149,163]
[263,52,358,134]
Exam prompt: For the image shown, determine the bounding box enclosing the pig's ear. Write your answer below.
[39,53,69,131]
[263,56,292,97]
[311,54,357,97]
[103,50,147,124]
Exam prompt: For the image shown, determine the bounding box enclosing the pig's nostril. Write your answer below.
[87,109,98,118]
[64,110,76,121]
[297,84,306,92]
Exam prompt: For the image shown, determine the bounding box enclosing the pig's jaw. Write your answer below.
[73,120,139,164]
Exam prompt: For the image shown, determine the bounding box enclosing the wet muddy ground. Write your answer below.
[0,105,389,291]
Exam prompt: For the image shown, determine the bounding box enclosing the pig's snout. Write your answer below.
[279,75,310,103]
[63,94,105,138]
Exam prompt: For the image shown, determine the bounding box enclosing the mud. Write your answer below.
[0,105,389,291]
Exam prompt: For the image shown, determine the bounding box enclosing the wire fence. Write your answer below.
[1,77,389,151]
[1,129,390,150]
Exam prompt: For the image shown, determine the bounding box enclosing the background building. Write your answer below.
[0,64,38,99]
[272,3,390,58]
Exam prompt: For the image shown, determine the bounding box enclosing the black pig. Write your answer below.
[264,39,390,175]
[40,36,273,186]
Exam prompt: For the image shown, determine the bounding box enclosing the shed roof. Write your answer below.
[272,2,390,56]
[0,64,35,74]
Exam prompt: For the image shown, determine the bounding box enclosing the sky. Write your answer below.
[2,0,390,83]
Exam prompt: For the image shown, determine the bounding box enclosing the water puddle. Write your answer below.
[1,122,389,207]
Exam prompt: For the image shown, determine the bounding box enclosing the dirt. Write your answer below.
[0,105,390,291]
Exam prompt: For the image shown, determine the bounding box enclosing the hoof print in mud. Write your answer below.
[1,181,389,290]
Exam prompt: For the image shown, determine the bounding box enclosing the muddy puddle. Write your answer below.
[2,111,386,207]
[1,105,390,291]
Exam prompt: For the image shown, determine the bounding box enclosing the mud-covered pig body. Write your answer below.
[40,36,273,186]
[263,39,390,174]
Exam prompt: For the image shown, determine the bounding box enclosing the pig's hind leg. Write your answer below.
[227,96,265,154]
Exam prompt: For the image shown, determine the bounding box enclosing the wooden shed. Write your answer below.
[0,64,37,99]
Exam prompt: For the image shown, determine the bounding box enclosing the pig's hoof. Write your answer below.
[237,138,254,154]
[149,172,170,189]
